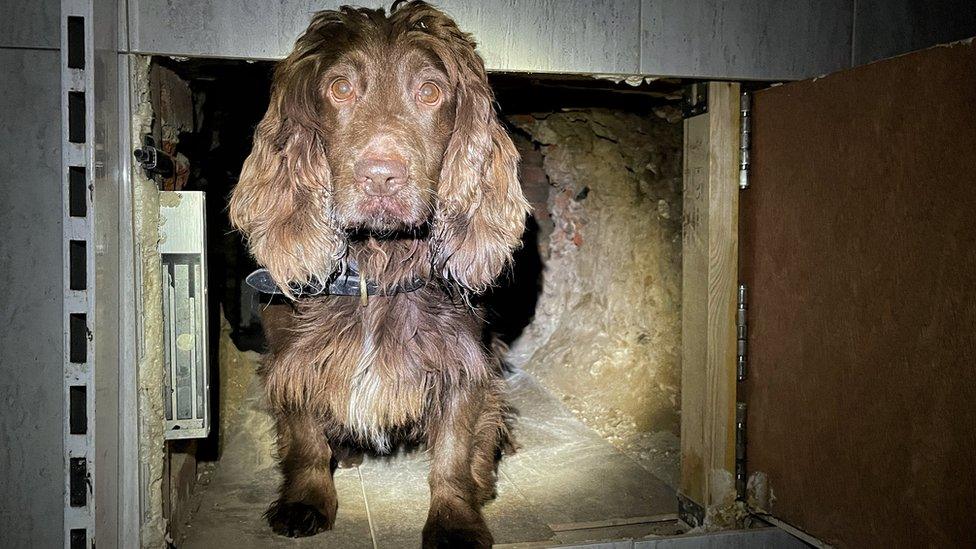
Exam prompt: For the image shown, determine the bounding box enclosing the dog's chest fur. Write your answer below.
[264,288,468,451]
[342,303,427,451]
[265,288,487,452]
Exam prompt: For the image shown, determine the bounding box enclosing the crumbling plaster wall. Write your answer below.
[507,108,683,486]
[131,56,167,548]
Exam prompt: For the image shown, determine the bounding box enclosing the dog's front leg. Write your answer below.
[265,410,338,537]
[423,387,494,548]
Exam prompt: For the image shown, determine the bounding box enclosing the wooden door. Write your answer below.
[742,40,976,547]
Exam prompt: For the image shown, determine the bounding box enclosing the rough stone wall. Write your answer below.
[506,108,683,486]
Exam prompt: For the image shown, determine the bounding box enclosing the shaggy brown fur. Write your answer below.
[228,2,529,546]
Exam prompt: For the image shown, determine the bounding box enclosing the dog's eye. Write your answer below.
[417,81,441,106]
[330,78,355,102]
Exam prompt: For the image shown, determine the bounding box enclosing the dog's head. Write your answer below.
[229,1,529,293]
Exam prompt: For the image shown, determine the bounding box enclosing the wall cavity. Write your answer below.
[506,107,684,487]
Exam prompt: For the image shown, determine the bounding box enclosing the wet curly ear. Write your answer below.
[401,4,530,292]
[228,14,348,293]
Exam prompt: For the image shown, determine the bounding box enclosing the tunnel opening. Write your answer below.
[142,55,688,546]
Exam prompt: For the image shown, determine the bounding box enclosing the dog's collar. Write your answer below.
[245,259,423,299]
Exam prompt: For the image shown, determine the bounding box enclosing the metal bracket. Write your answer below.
[677,492,706,528]
[61,3,95,547]
[134,135,175,179]
[160,192,211,440]
[739,91,751,189]
[682,82,708,118]
[737,283,748,381]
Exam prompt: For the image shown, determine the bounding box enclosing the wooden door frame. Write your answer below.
[679,81,741,526]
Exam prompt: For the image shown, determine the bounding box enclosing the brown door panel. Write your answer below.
[742,40,976,547]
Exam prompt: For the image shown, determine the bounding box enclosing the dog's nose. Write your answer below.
[354,158,408,197]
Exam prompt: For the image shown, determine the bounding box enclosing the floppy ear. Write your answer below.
[423,15,530,292]
[228,32,345,292]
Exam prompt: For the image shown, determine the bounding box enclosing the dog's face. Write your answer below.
[229,2,529,293]
[323,45,456,233]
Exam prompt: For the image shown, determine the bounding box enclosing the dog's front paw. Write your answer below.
[422,507,492,548]
[265,499,334,538]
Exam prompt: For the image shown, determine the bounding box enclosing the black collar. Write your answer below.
[245,259,424,298]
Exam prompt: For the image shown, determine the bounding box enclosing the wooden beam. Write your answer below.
[679,81,740,523]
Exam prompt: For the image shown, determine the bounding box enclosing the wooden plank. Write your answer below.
[679,82,740,520]
[680,110,710,511]
[704,82,740,511]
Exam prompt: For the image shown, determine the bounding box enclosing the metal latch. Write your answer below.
[739,91,751,189]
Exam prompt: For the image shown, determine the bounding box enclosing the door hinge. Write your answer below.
[682,82,708,118]
[735,402,747,499]
[736,285,749,501]
[739,91,751,190]
[737,283,748,381]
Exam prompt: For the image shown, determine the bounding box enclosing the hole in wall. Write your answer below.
[145,55,688,543]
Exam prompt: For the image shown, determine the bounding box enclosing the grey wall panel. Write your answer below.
[111,0,976,80]
[853,0,976,65]
[0,48,64,549]
[129,0,321,60]
[435,0,642,74]
[129,0,869,79]
[0,0,60,49]
[128,0,643,73]
[640,0,854,80]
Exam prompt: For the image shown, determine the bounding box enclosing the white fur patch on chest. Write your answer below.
[346,328,392,452]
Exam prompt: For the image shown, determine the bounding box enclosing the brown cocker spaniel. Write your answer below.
[228,2,529,546]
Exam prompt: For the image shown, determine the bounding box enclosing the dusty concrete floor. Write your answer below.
[180,370,679,548]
